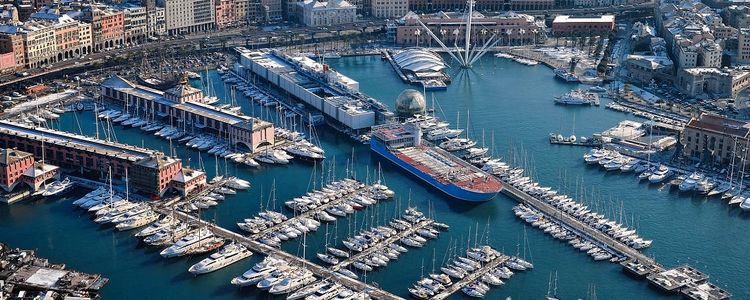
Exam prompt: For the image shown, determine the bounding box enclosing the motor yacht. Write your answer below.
[189,242,252,274]
[159,227,215,258]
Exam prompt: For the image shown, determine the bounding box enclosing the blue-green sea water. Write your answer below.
[0,55,745,299]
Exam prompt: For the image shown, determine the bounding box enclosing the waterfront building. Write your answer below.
[0,121,192,197]
[259,0,283,22]
[370,0,407,19]
[551,15,615,36]
[164,0,215,35]
[236,48,380,131]
[77,21,92,55]
[101,75,276,153]
[29,9,92,59]
[407,0,553,12]
[0,21,57,69]
[0,32,24,70]
[675,67,750,98]
[394,11,544,46]
[78,5,124,52]
[122,5,148,45]
[170,166,206,196]
[681,113,750,168]
[147,7,166,37]
[214,0,249,28]
[297,0,356,27]
[34,14,79,60]
[0,148,35,192]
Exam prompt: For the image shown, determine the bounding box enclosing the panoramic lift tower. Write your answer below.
[416,0,502,68]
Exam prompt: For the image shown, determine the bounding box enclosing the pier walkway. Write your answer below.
[431,254,510,300]
[381,50,409,82]
[153,206,404,300]
[248,184,375,240]
[332,219,434,271]
[500,181,656,265]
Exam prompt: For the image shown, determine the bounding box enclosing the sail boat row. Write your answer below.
[223,70,327,161]
[410,245,528,299]
[230,254,371,299]
[514,204,625,262]
[236,178,395,247]
[71,169,161,231]
[320,207,446,276]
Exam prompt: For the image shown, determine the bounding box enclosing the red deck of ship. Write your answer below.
[396,146,502,193]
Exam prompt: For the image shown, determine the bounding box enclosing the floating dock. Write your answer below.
[430,254,510,300]
[500,176,730,299]
[154,206,405,300]
[502,182,652,264]
[548,133,603,147]
[332,218,435,271]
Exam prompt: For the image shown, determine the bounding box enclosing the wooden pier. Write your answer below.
[153,206,405,300]
[430,254,510,300]
[332,219,435,271]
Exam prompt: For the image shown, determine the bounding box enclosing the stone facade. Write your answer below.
[551,15,615,36]
[682,113,750,168]
[298,0,356,27]
[165,0,216,35]
[394,11,544,46]
[371,0,408,19]
[676,67,750,98]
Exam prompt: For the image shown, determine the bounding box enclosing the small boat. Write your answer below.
[41,177,74,197]
[328,247,349,258]
[648,165,672,183]
[679,172,704,192]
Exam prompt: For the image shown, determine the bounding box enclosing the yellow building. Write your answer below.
[681,113,750,168]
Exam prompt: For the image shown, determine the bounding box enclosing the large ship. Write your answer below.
[370,123,502,201]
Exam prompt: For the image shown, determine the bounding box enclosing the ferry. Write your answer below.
[370,123,502,202]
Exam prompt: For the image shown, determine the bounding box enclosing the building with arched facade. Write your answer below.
[101,75,276,153]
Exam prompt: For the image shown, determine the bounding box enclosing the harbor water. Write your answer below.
[0,54,746,299]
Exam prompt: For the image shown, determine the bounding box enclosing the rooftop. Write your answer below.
[686,113,750,138]
[23,162,58,178]
[553,15,615,23]
[0,148,32,166]
[0,121,167,164]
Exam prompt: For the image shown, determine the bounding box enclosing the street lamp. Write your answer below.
[414,29,421,48]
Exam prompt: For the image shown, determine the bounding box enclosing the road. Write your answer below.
[517,1,655,15]
[0,20,386,89]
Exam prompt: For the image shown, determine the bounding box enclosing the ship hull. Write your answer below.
[371,140,498,202]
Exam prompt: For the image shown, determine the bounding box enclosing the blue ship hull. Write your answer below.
[370,140,498,202]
